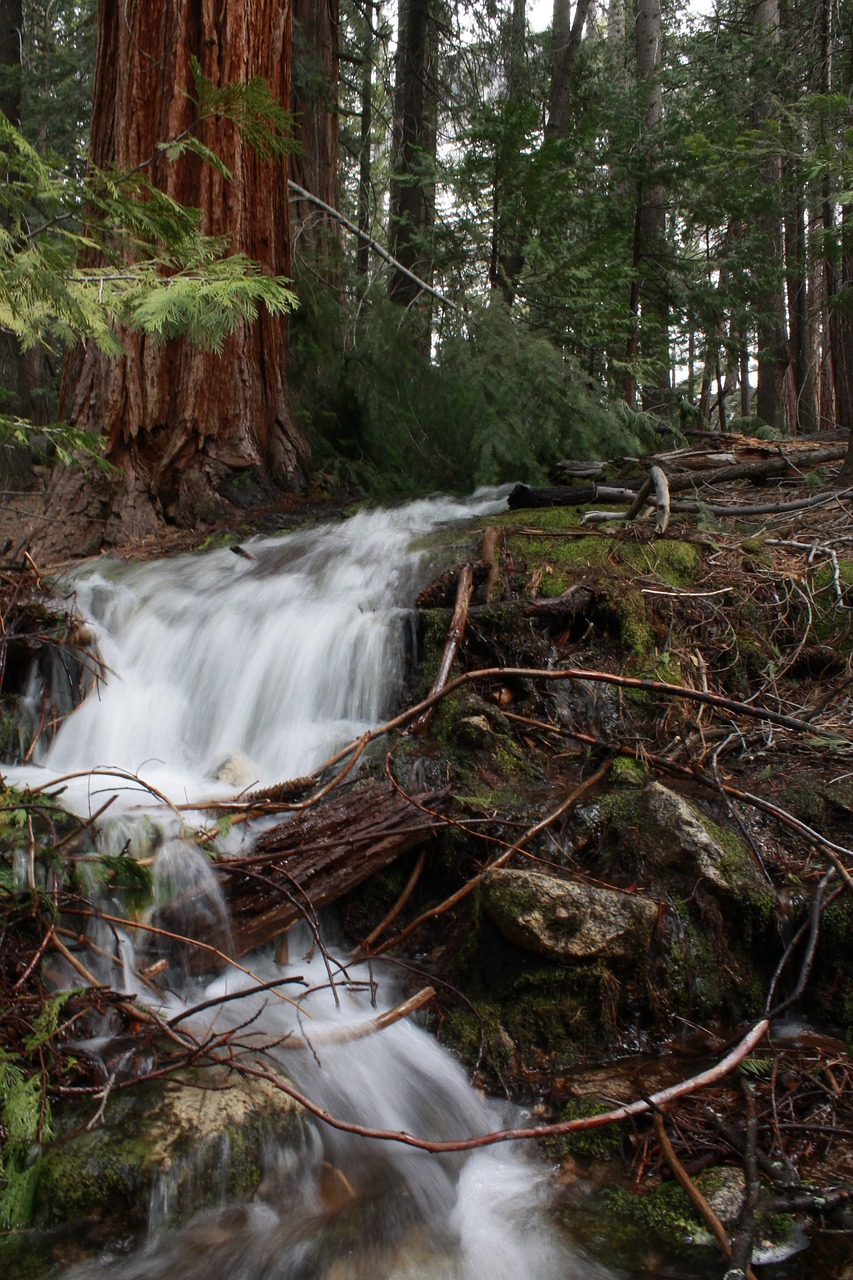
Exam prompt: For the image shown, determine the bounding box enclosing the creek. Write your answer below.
[12,494,616,1280]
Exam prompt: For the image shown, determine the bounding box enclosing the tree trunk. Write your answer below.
[545,0,593,141]
[752,0,790,432]
[628,0,669,414]
[387,0,436,312]
[61,0,309,537]
[489,0,528,305]
[785,188,818,434]
[356,2,376,279]
[291,0,340,263]
[833,205,853,480]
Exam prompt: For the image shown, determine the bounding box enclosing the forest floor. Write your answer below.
[2,436,853,1278]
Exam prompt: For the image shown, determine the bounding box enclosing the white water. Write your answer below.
[14,494,614,1279]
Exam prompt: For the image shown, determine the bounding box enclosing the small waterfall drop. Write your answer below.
[12,493,614,1280]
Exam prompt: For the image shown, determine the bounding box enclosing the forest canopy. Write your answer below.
[1,0,852,533]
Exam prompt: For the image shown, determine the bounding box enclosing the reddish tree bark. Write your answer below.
[62,0,309,536]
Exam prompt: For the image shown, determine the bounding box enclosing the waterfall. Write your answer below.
[12,493,614,1279]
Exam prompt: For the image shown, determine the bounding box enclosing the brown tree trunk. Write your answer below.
[752,0,790,432]
[489,0,528,305]
[61,0,309,537]
[388,0,436,312]
[628,0,669,414]
[357,2,376,279]
[545,0,593,141]
[833,205,853,480]
[291,0,340,263]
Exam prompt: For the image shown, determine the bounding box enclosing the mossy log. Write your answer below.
[218,780,448,955]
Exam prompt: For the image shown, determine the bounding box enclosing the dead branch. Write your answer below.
[481,526,503,602]
[219,780,449,955]
[411,562,474,734]
[509,442,848,510]
[654,1111,757,1279]
[169,1014,773,1154]
[650,465,671,533]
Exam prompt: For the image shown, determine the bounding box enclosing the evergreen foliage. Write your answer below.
[0,60,297,463]
[290,276,647,494]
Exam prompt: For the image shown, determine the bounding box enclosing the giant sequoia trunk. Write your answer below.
[62,0,309,537]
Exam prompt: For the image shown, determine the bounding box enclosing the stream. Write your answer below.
[12,494,617,1280]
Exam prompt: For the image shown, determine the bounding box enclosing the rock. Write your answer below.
[640,782,764,897]
[211,751,259,788]
[30,1071,303,1268]
[481,868,658,961]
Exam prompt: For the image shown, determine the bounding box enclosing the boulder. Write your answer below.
[481,868,658,961]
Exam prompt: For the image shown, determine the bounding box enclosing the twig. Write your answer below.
[287,180,460,312]
[359,849,427,951]
[653,1111,758,1278]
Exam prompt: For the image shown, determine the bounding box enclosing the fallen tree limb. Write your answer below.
[411,562,474,734]
[179,1014,773,1153]
[654,1111,758,1280]
[218,780,449,956]
[288,180,460,312]
[650,464,670,533]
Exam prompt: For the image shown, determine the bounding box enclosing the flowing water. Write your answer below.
[12,494,615,1280]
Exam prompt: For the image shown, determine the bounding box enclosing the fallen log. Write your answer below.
[509,442,848,510]
[217,780,449,956]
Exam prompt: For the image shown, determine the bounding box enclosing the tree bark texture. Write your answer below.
[545,0,593,141]
[218,780,449,956]
[752,0,791,433]
[290,0,340,262]
[63,0,310,534]
[388,0,436,310]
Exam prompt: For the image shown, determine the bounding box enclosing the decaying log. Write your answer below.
[218,780,449,956]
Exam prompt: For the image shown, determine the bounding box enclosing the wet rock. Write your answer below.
[211,751,259,788]
[481,868,657,961]
[640,782,764,897]
[29,1071,304,1270]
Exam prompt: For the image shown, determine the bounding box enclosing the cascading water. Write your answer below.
[12,494,615,1280]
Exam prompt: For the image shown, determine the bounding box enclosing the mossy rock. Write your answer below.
[17,1072,304,1276]
[481,868,658,962]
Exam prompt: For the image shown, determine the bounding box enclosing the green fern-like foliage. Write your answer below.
[0,1056,51,1230]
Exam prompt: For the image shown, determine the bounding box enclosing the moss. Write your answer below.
[35,1126,150,1229]
[610,756,648,787]
[546,1097,626,1160]
[581,1177,706,1259]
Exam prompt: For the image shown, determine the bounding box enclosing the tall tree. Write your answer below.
[751,0,790,430]
[545,0,594,141]
[387,0,437,308]
[625,0,668,411]
[62,0,309,537]
[291,0,340,261]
